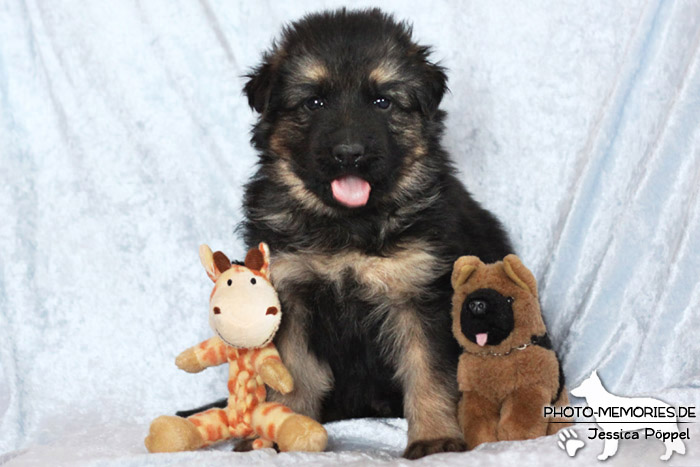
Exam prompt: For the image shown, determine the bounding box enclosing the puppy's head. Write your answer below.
[451,255,545,352]
[244,8,447,214]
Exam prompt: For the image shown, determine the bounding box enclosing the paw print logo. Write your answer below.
[557,428,585,457]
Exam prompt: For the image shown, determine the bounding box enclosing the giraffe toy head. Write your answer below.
[199,242,281,349]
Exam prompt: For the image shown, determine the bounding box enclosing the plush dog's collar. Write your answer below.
[463,333,551,357]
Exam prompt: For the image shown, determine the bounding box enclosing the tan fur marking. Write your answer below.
[271,240,442,303]
[275,160,337,217]
[369,62,400,84]
[266,294,333,419]
[252,211,295,231]
[391,156,436,208]
[387,310,462,442]
[302,63,329,82]
[269,132,292,159]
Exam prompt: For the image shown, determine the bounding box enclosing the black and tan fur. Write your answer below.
[182,9,513,458]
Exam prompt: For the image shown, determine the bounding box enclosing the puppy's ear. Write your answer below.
[451,256,482,289]
[502,254,538,297]
[415,49,448,116]
[244,60,275,114]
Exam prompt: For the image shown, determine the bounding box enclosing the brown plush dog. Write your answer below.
[451,255,571,449]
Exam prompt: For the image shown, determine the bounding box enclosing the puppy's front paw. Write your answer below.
[403,437,467,459]
[233,438,256,452]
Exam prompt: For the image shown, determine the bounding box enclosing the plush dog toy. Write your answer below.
[451,254,571,449]
[144,243,327,453]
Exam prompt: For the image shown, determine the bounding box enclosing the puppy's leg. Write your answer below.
[458,391,499,449]
[387,310,466,459]
[497,387,550,441]
[266,296,333,420]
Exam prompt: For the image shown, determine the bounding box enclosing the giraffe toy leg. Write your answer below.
[251,402,328,452]
[252,438,275,450]
[145,408,242,453]
[187,408,235,447]
[145,415,205,453]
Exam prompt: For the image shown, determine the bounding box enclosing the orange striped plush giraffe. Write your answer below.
[144,242,327,453]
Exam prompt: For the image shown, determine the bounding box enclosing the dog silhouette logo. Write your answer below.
[570,370,686,461]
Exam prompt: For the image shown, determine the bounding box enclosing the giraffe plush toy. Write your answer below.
[145,242,328,453]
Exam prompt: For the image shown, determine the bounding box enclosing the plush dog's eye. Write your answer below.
[250,278,256,285]
[372,97,391,110]
[227,279,232,286]
[305,96,325,110]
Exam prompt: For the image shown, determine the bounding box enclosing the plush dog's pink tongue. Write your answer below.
[476,333,488,347]
[331,176,371,207]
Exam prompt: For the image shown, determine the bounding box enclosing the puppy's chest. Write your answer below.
[270,242,444,303]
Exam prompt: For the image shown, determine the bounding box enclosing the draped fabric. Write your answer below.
[1,1,698,465]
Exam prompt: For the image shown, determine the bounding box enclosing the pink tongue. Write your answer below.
[331,176,371,208]
[476,333,488,347]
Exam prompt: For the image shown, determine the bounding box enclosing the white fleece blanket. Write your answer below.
[1,1,699,466]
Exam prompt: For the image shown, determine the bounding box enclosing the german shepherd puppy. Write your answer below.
[183,8,513,458]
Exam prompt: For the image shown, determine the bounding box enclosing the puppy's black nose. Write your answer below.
[332,143,365,166]
[468,299,487,316]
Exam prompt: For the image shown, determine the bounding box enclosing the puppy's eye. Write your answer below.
[305,96,325,110]
[506,297,514,304]
[372,97,391,110]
